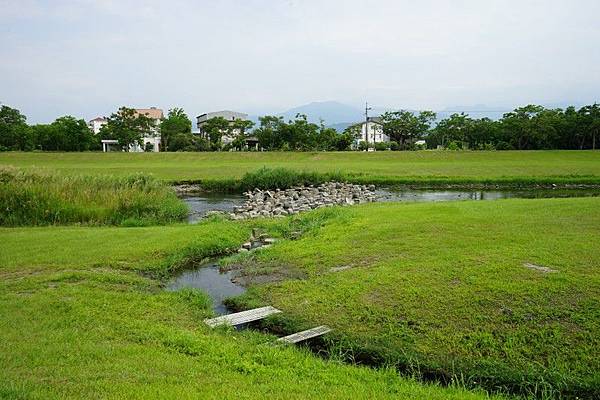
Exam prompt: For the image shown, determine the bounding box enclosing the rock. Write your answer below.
[233,182,379,219]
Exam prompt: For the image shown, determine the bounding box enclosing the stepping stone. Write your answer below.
[277,325,332,344]
[204,306,282,328]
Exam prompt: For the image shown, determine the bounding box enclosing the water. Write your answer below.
[181,193,244,223]
[375,188,600,203]
[166,260,245,314]
[182,189,600,223]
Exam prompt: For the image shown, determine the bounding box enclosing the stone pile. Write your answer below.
[230,182,377,219]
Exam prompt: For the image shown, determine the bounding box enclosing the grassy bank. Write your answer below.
[226,198,600,398]
[0,221,496,399]
[1,151,599,188]
[0,167,187,226]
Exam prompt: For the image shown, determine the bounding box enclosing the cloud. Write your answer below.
[1,0,599,123]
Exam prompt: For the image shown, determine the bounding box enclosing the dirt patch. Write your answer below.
[523,262,558,273]
[227,263,307,286]
[330,265,352,272]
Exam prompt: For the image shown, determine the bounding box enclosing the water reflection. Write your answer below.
[166,261,245,314]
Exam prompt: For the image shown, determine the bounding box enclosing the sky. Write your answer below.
[1,0,599,124]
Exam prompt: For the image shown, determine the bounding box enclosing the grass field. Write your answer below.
[226,198,600,398]
[2,153,599,398]
[1,151,599,186]
[0,220,496,399]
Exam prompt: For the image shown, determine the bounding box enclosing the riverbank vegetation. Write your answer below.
[0,220,497,400]
[226,198,600,398]
[2,151,599,187]
[0,167,187,226]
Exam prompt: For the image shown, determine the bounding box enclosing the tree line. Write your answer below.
[1,103,599,152]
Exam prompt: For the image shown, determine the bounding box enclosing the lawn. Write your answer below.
[1,151,599,185]
[227,197,600,398]
[0,219,497,400]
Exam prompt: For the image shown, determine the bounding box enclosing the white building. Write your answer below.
[196,110,248,145]
[354,117,389,148]
[88,117,107,134]
[100,107,163,152]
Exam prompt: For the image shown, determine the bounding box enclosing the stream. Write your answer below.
[172,187,600,314]
[166,260,245,314]
[181,188,600,223]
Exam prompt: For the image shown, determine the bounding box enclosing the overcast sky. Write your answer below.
[1,0,599,123]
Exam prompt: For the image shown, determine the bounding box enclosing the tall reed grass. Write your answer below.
[0,167,188,226]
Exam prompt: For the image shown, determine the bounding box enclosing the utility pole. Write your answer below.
[365,101,372,150]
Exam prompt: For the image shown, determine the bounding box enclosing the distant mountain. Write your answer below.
[278,101,363,124]
[436,104,511,121]
[328,122,354,132]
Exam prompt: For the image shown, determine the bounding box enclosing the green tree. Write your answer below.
[160,108,192,151]
[578,103,600,150]
[432,113,473,148]
[52,116,98,151]
[101,107,153,151]
[500,105,546,150]
[230,119,255,151]
[341,124,361,150]
[255,115,284,150]
[201,116,230,150]
[0,105,30,151]
[381,110,436,149]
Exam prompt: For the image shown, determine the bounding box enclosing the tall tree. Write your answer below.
[381,110,436,149]
[432,113,473,148]
[578,103,600,150]
[0,105,30,151]
[159,108,192,151]
[201,116,230,150]
[52,116,98,151]
[255,115,284,150]
[230,119,255,151]
[101,107,153,151]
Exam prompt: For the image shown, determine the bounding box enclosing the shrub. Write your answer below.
[496,141,514,150]
[239,167,346,191]
[389,141,399,151]
[374,142,390,151]
[446,140,461,150]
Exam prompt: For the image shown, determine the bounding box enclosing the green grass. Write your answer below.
[0,167,188,226]
[0,220,497,399]
[226,198,600,398]
[1,151,599,187]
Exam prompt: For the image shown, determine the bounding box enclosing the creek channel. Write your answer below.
[169,187,600,315]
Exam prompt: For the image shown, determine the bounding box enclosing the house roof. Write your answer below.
[196,110,248,120]
[89,117,107,122]
[135,108,163,120]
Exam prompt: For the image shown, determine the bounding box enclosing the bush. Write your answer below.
[389,141,399,151]
[239,167,346,191]
[374,142,390,151]
[496,141,514,150]
[0,167,188,226]
[480,143,496,151]
[446,141,461,150]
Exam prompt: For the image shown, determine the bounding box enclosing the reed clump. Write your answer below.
[0,167,188,226]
